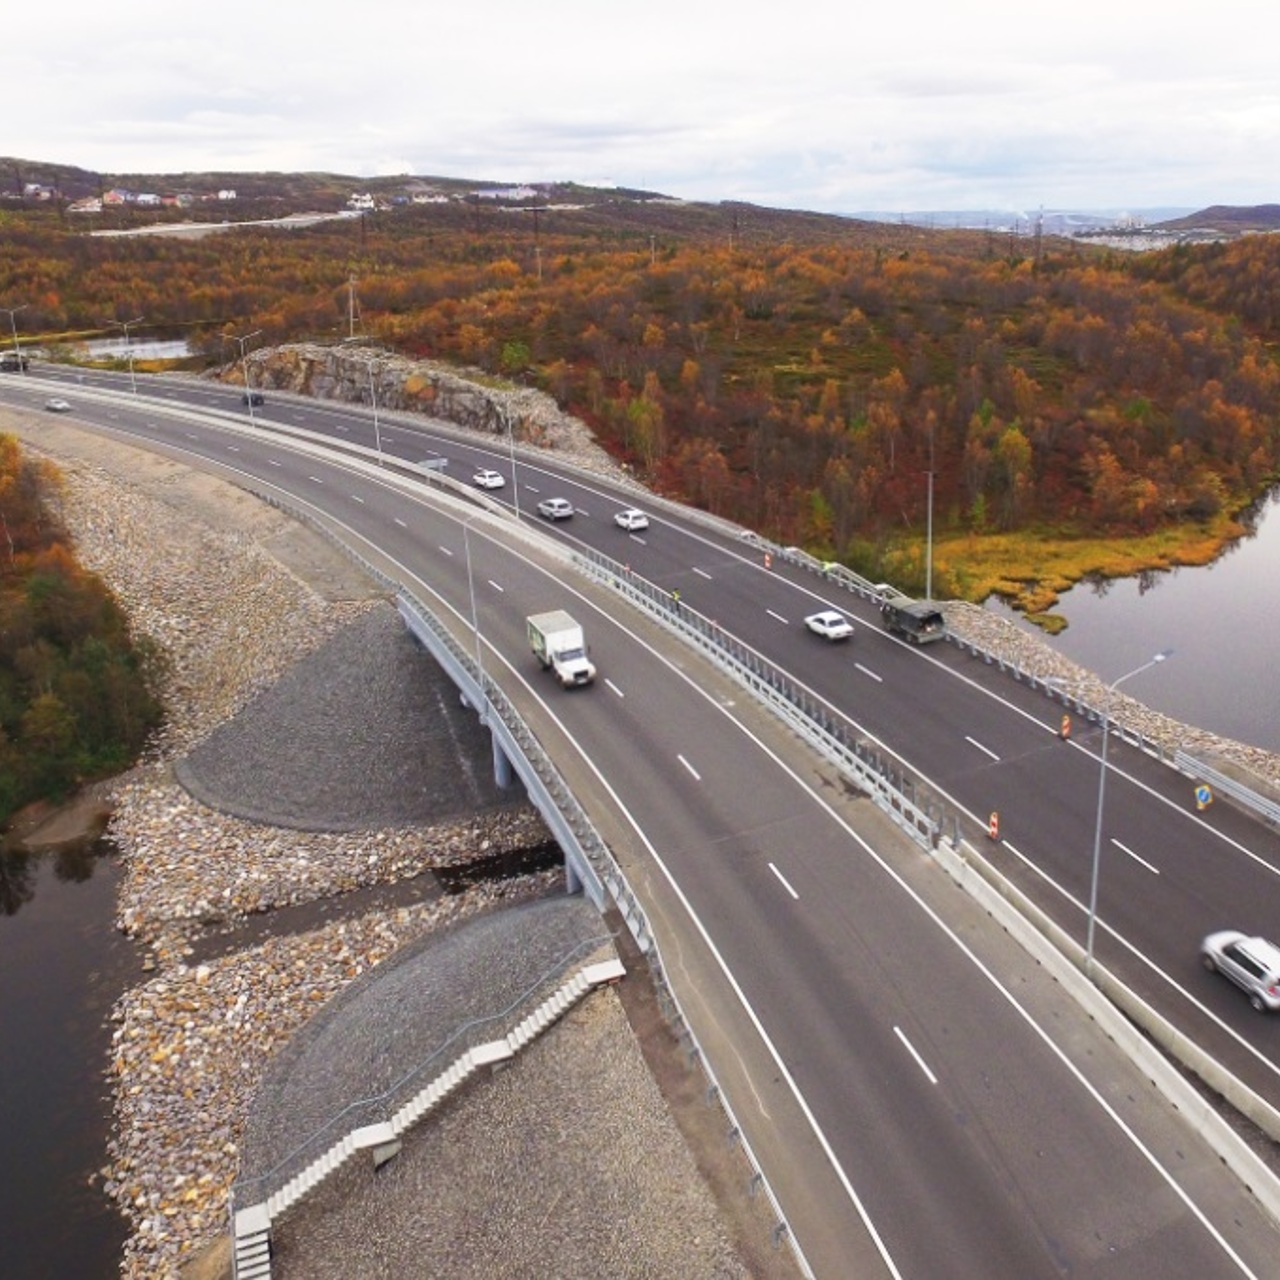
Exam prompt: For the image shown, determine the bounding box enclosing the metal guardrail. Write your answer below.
[1173,749,1280,827]
[576,548,958,852]
[759,537,1183,770]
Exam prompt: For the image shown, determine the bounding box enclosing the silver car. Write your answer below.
[614,507,649,532]
[536,497,574,520]
[1201,930,1280,1012]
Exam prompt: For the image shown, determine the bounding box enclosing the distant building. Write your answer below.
[67,197,103,214]
[474,185,538,201]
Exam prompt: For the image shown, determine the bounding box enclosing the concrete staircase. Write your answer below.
[232,957,625,1280]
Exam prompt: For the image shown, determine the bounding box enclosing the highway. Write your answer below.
[4,367,1279,1277]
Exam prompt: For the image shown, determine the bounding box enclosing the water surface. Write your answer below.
[984,489,1280,753]
[0,846,134,1280]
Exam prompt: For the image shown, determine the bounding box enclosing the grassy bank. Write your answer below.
[900,514,1244,633]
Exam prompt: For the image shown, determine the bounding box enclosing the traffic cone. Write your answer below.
[987,812,1000,840]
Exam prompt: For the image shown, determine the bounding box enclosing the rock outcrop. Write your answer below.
[217,342,630,481]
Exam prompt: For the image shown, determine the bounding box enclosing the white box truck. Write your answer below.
[527,610,596,687]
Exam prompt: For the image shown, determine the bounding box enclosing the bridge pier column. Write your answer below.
[564,855,582,896]
[492,735,514,789]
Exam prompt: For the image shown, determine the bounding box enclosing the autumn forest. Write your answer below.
[4,194,1280,614]
[0,437,161,824]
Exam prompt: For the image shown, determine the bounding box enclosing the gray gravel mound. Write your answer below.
[239,895,614,1182]
[176,602,521,831]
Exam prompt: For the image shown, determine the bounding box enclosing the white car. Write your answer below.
[804,609,854,641]
[614,508,649,532]
[536,497,574,520]
[1201,930,1280,1012]
[44,397,72,413]
[472,469,506,490]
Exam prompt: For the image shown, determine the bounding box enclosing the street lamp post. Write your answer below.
[351,354,383,463]
[924,466,934,601]
[108,316,144,395]
[224,330,263,423]
[0,304,28,373]
[1085,650,1172,969]
[504,407,521,519]
[462,519,488,723]
[924,420,935,601]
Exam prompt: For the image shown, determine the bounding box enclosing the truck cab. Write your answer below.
[527,610,596,688]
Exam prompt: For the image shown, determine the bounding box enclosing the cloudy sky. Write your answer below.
[17,0,1279,214]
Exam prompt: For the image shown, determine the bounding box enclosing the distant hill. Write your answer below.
[0,156,672,209]
[0,156,993,253]
[1155,204,1280,233]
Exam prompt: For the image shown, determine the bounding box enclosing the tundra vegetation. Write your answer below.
[4,184,1280,626]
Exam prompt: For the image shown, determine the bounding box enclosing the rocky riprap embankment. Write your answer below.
[942,600,1280,791]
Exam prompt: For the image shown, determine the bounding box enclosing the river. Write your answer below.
[983,488,1280,754]
[0,845,134,1280]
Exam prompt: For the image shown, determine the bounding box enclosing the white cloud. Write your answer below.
[11,0,1280,212]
